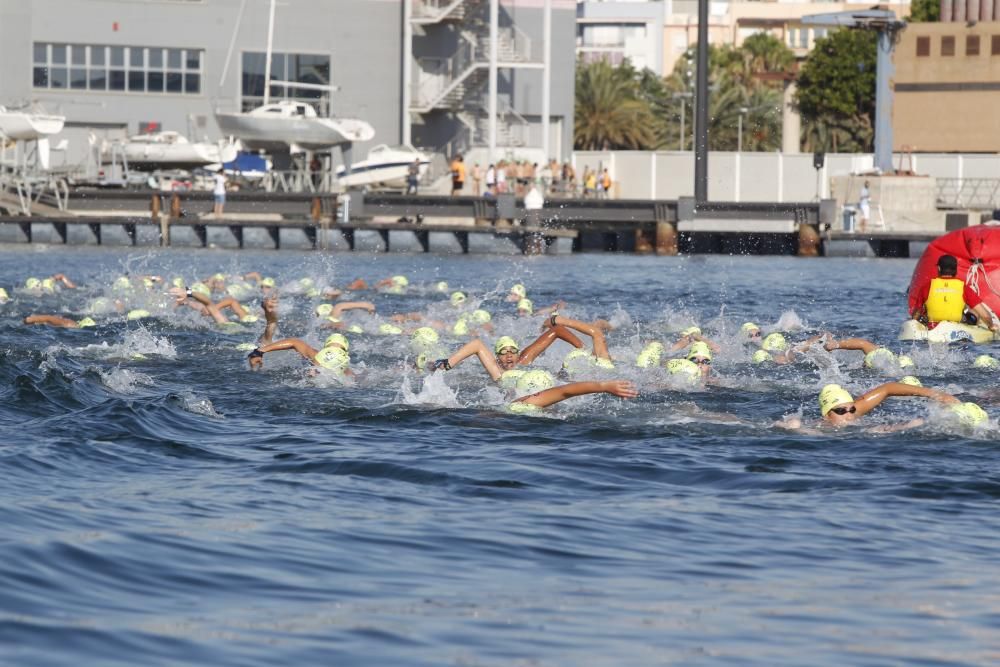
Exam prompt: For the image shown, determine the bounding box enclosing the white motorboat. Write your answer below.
[215,101,374,153]
[0,105,65,141]
[107,131,238,171]
[335,144,430,189]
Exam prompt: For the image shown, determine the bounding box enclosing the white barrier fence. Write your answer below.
[572,151,1000,205]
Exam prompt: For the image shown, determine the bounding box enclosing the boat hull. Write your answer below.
[215,112,374,152]
[0,112,65,141]
[898,319,999,344]
[114,142,238,172]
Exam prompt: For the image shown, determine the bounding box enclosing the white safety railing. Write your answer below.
[936,178,1000,209]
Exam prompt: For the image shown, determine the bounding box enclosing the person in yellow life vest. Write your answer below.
[911,255,998,331]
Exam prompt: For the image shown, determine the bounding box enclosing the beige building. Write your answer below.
[894,21,1000,153]
[663,1,910,75]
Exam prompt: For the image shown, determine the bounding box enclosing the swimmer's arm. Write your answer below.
[668,336,692,353]
[390,312,424,323]
[51,273,76,288]
[346,278,369,291]
[259,296,279,346]
[331,301,376,317]
[215,297,247,318]
[867,418,925,434]
[373,278,395,288]
[322,288,343,300]
[691,334,722,354]
[257,338,320,364]
[243,271,262,283]
[444,339,503,381]
[549,315,610,360]
[519,325,584,365]
[970,303,999,331]
[23,314,79,328]
[827,337,878,355]
[855,382,959,417]
[517,380,638,408]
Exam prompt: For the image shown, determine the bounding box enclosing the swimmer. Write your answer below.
[798,334,899,369]
[668,326,721,355]
[248,334,354,376]
[432,323,586,381]
[23,314,97,329]
[779,381,977,432]
[318,301,377,326]
[169,287,252,325]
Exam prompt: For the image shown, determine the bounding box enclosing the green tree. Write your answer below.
[908,0,940,22]
[795,29,877,152]
[574,59,657,150]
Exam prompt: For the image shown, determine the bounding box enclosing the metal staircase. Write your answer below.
[409,0,538,152]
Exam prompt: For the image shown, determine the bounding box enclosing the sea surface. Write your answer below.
[1,245,999,666]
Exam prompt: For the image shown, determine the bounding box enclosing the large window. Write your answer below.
[33,42,202,95]
[241,51,331,114]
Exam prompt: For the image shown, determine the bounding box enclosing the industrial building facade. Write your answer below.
[0,0,574,168]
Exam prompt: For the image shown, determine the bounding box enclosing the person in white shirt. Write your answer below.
[858,180,871,231]
[485,163,496,196]
[213,169,227,216]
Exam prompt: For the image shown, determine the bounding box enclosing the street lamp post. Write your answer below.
[673,92,693,151]
[737,106,749,153]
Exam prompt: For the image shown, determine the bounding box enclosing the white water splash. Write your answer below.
[773,310,806,332]
[399,371,461,408]
[98,367,153,394]
[178,393,222,418]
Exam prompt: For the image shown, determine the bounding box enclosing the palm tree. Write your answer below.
[574,59,657,150]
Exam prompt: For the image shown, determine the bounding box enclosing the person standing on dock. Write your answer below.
[213,168,227,217]
[450,155,465,196]
[472,163,483,196]
[406,159,420,195]
[485,164,496,196]
[858,180,871,232]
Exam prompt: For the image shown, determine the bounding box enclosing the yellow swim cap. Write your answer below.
[500,368,526,388]
[687,341,713,361]
[315,303,334,317]
[300,278,314,289]
[141,277,154,289]
[510,284,526,298]
[470,309,492,325]
[450,291,467,306]
[973,354,1000,370]
[494,336,520,354]
[111,276,130,291]
[452,317,469,336]
[594,357,615,369]
[864,348,897,369]
[950,401,988,427]
[126,309,150,321]
[171,277,185,288]
[346,324,364,334]
[76,317,96,328]
[0,287,8,302]
[435,281,449,292]
[751,350,771,364]
[261,277,275,288]
[507,401,542,415]
[391,275,409,288]
[240,314,259,323]
[517,298,533,314]
[680,326,701,337]
[897,354,915,369]
[666,358,701,384]
[761,333,787,352]
[410,327,439,350]
[740,322,760,337]
[190,282,211,297]
[314,346,350,371]
[305,288,321,298]
[25,277,41,290]
[516,369,555,396]
[636,341,664,368]
[212,273,225,282]
[324,333,349,351]
[899,375,922,387]
[41,278,56,293]
[818,384,854,416]
[378,323,403,335]
[563,348,594,372]
[236,342,257,351]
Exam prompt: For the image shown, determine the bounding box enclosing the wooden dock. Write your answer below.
[0,188,947,256]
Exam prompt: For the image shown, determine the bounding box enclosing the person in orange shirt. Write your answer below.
[450,155,466,195]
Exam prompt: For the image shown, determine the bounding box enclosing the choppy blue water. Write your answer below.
[1,245,999,666]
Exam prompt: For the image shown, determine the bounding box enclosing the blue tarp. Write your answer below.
[223,152,269,174]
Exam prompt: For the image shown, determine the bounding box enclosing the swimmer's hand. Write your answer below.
[593,318,614,332]
[167,286,188,304]
[601,380,638,399]
[262,295,279,318]
[774,416,802,430]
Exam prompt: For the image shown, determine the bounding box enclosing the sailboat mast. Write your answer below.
[263,0,277,105]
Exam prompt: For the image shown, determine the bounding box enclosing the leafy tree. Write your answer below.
[908,0,940,22]
[574,59,657,150]
[795,29,877,152]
